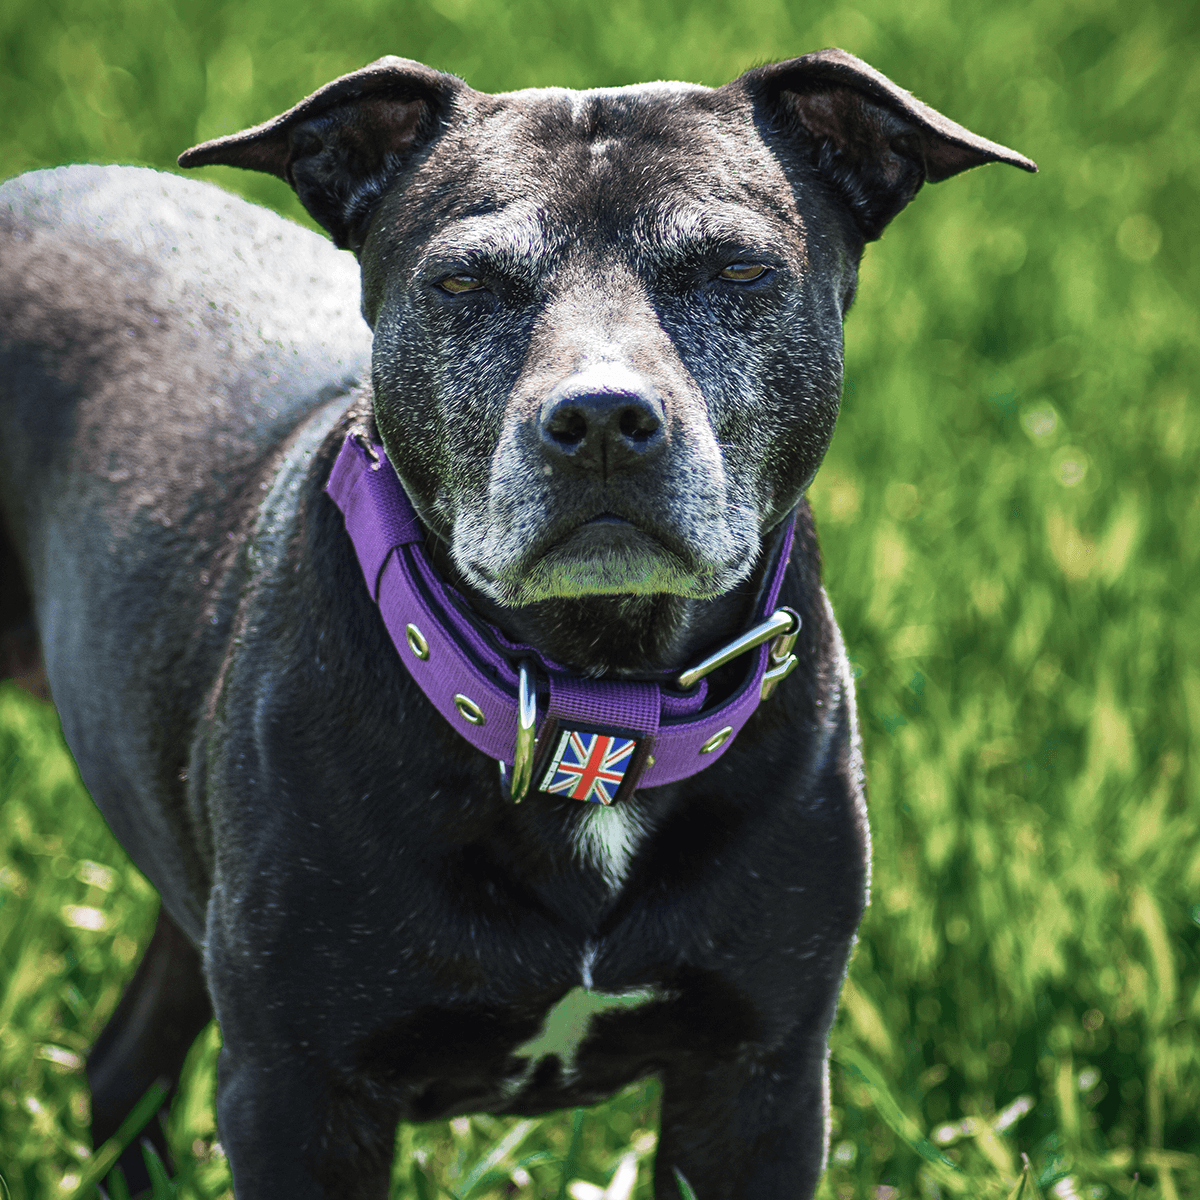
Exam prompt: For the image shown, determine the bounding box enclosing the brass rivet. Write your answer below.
[405,623,429,660]
[646,755,656,768]
[454,694,486,726]
[699,726,733,754]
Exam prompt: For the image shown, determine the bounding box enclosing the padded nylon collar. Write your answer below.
[325,433,798,799]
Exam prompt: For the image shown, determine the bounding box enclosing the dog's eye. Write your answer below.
[719,263,769,283]
[437,274,485,294]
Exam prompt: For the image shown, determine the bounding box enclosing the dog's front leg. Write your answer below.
[214,1037,399,1200]
[205,920,400,1200]
[653,998,841,1200]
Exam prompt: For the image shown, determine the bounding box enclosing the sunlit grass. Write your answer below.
[2,0,1198,1195]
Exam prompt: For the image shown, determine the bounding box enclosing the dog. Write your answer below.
[0,48,1033,1199]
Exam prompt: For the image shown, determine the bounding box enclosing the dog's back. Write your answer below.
[0,166,371,931]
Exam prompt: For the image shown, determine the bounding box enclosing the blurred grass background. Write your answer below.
[1,0,1197,1196]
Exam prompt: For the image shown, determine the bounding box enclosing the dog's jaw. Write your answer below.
[479,522,721,603]
[449,443,761,608]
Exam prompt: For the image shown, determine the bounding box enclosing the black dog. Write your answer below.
[0,49,1033,1199]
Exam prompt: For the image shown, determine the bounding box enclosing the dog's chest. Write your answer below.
[496,812,666,1104]
[569,802,652,890]
[500,980,664,1100]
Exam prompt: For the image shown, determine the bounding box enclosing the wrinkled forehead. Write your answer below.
[394,82,806,267]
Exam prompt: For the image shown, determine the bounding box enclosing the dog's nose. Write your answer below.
[539,370,665,476]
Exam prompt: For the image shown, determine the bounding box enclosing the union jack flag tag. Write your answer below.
[537,727,643,805]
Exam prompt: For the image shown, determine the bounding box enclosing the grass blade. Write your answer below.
[452,1118,535,1200]
[140,1139,177,1197]
[1004,1155,1031,1200]
[557,1109,586,1200]
[1006,1153,1044,1200]
[412,1161,438,1200]
[837,1048,969,1193]
[673,1167,697,1200]
[105,1167,132,1200]
[65,1079,171,1200]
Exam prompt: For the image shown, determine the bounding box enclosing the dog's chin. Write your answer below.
[471,523,734,606]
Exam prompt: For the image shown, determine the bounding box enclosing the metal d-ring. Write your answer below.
[509,661,538,803]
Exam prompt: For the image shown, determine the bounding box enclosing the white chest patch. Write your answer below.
[504,984,661,1095]
[570,802,650,891]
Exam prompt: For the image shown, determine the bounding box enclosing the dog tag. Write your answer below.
[537,727,645,806]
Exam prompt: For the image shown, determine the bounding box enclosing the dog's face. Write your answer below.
[180,50,1033,626]
[362,85,850,607]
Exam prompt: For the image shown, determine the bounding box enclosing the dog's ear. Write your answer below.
[178,57,466,251]
[737,48,1036,242]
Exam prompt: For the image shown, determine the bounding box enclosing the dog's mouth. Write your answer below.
[456,507,737,605]
[515,515,708,600]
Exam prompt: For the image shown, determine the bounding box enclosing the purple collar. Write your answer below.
[325,434,800,805]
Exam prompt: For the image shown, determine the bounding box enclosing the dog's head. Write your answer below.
[181,52,1032,655]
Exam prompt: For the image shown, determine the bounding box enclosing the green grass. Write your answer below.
[2,0,1198,1196]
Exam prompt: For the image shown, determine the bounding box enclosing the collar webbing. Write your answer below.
[325,434,798,800]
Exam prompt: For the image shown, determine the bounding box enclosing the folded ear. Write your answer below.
[736,48,1037,242]
[178,56,466,251]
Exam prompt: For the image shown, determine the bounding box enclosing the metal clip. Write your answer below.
[508,660,538,802]
[760,608,801,700]
[677,607,800,691]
